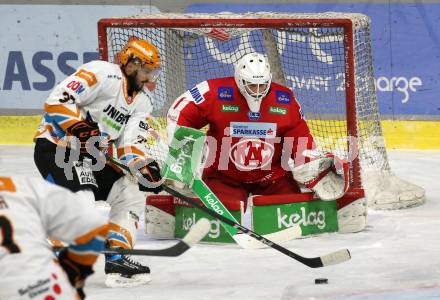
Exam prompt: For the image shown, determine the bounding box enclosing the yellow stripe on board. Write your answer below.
[0,116,439,149]
[381,120,440,150]
[0,116,41,144]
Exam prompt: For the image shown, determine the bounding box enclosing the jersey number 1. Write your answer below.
[0,216,20,253]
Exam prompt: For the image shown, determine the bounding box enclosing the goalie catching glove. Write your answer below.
[292,151,349,201]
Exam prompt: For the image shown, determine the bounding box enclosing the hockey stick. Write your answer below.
[106,154,351,268]
[53,219,210,257]
[163,185,350,268]
[190,178,301,249]
[101,218,210,257]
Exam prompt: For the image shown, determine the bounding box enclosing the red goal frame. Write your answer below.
[97,17,362,190]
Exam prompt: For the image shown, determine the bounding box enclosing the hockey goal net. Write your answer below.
[98,12,425,210]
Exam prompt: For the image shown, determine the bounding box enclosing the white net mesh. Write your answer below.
[99,12,425,209]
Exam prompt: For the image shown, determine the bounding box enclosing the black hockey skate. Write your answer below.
[105,251,151,287]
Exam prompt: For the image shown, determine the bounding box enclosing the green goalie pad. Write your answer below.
[250,194,338,236]
[174,197,243,244]
[173,194,338,243]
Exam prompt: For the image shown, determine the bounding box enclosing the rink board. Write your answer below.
[1,115,439,149]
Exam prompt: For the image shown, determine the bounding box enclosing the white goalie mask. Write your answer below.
[234,53,272,113]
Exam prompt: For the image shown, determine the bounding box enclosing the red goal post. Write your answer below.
[97,12,425,210]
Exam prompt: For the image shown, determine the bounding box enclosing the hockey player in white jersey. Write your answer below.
[0,175,109,299]
[33,39,163,287]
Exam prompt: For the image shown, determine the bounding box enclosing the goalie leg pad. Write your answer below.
[174,197,243,244]
[250,193,338,237]
[145,195,176,239]
[337,189,367,233]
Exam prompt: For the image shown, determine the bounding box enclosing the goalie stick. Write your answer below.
[163,185,350,268]
[106,154,351,268]
[187,178,301,250]
[101,218,210,257]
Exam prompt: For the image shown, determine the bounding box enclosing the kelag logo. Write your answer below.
[0,51,98,92]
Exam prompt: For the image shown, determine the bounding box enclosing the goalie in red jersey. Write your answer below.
[167,53,365,233]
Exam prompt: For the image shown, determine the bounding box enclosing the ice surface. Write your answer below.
[1,146,439,300]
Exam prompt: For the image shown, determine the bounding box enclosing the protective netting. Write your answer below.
[99,12,425,209]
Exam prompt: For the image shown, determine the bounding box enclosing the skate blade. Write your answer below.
[105,273,152,288]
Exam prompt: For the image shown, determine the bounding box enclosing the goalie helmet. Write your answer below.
[234,53,272,113]
[119,39,161,70]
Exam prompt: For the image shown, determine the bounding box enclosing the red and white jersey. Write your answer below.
[0,176,108,281]
[35,60,154,166]
[167,77,314,184]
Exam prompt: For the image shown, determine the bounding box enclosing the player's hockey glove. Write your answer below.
[66,112,102,155]
[58,248,94,300]
[132,159,163,194]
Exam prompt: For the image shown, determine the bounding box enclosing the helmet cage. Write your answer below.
[234,53,272,113]
[241,79,270,102]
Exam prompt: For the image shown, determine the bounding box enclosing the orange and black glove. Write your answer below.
[66,113,101,155]
[134,160,163,194]
[58,248,94,300]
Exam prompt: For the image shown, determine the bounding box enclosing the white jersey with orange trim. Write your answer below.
[34,60,154,166]
[0,175,108,294]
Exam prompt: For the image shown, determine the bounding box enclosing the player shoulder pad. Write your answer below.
[74,60,122,88]
[186,80,210,105]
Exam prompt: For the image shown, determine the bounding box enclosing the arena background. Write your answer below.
[0,0,439,149]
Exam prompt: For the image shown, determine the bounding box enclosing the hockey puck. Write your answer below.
[314,278,328,284]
